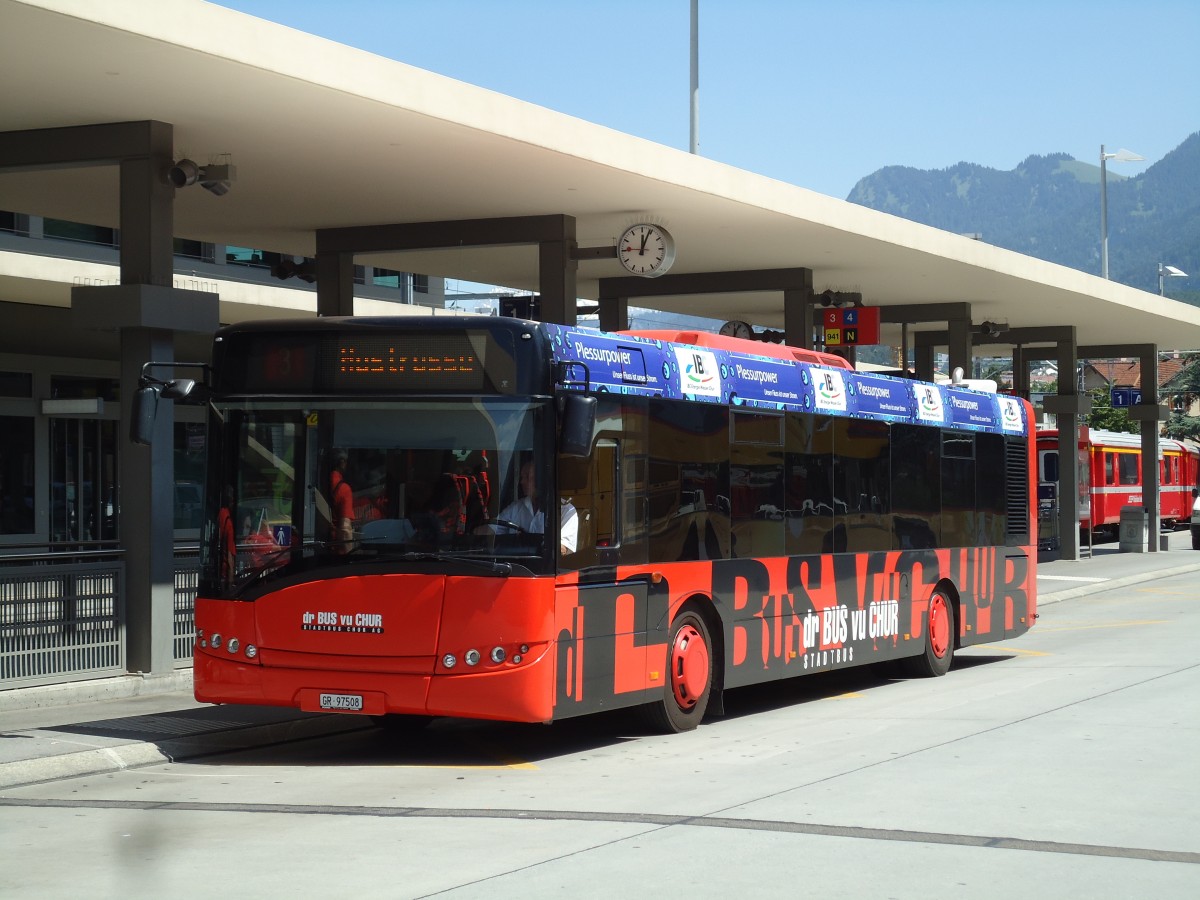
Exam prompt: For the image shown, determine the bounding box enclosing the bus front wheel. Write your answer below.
[641,609,713,733]
[902,589,955,678]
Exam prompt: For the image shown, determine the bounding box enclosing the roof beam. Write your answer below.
[0,121,172,171]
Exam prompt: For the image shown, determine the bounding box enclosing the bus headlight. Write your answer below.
[465,649,481,666]
[490,646,506,663]
[245,644,258,659]
[210,633,222,649]
[442,654,457,669]
[227,637,240,654]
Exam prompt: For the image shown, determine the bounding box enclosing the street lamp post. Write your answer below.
[1159,263,1188,296]
[1100,145,1144,280]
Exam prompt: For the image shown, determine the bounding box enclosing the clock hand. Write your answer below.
[639,232,649,254]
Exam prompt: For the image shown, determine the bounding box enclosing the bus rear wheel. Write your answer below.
[902,589,955,678]
[641,609,713,733]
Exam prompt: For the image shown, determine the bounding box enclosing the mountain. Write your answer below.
[846,132,1200,302]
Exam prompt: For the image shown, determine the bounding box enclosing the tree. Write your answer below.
[1163,413,1200,441]
[1085,386,1135,433]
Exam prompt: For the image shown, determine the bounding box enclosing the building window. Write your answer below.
[175,422,207,530]
[373,268,403,289]
[226,246,269,268]
[413,274,429,294]
[50,375,120,402]
[174,238,211,261]
[0,211,28,236]
[43,218,117,247]
[0,416,34,535]
[0,370,33,398]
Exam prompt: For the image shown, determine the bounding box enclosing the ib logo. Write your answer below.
[917,385,944,421]
[999,397,1023,431]
[673,347,720,397]
[812,369,846,410]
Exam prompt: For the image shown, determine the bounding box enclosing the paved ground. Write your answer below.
[2,530,1197,791]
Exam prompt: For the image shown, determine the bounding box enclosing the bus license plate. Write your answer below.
[319,693,363,712]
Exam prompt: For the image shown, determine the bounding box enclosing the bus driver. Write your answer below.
[491,458,578,555]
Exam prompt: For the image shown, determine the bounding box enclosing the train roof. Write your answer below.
[1037,427,1198,454]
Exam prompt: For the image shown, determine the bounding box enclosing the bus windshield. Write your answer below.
[202,396,551,594]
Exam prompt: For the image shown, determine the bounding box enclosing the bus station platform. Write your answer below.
[2,530,1198,791]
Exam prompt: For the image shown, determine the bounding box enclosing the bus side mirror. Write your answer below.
[559,394,596,458]
[131,384,160,445]
[161,378,196,400]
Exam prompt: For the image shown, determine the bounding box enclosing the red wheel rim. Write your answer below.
[928,594,950,659]
[670,622,709,710]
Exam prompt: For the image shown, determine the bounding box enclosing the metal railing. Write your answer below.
[0,550,125,689]
[0,548,202,689]
[173,548,200,665]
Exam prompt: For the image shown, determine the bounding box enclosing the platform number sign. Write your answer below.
[1110,388,1142,407]
[823,307,880,347]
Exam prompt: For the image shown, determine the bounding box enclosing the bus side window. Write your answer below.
[785,412,835,555]
[730,410,784,558]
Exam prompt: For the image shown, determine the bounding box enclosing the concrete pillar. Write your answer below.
[538,219,578,326]
[317,249,355,316]
[121,128,176,674]
[599,296,628,332]
[948,315,972,379]
[1132,347,1166,552]
[783,276,815,349]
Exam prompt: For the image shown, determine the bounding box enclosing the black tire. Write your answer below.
[640,609,713,733]
[901,588,955,678]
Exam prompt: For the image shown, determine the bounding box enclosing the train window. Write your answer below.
[1040,450,1059,484]
[1118,453,1139,486]
[1105,453,1115,485]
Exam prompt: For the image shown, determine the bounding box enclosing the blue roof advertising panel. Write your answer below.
[543,324,1028,437]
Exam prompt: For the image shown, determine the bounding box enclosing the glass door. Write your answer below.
[49,418,117,546]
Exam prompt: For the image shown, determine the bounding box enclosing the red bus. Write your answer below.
[138,316,1038,733]
[1036,427,1199,535]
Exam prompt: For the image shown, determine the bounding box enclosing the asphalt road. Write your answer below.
[2,566,1198,898]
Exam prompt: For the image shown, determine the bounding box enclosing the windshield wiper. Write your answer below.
[385,552,513,576]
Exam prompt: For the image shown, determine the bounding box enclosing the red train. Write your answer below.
[1036,427,1200,535]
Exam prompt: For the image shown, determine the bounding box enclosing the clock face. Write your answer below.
[719,320,752,340]
[618,224,676,277]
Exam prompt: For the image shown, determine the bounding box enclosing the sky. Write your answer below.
[216,0,1199,200]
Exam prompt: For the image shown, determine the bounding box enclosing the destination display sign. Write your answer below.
[224,330,518,395]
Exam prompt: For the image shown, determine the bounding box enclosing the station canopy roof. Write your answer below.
[3,0,1200,353]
